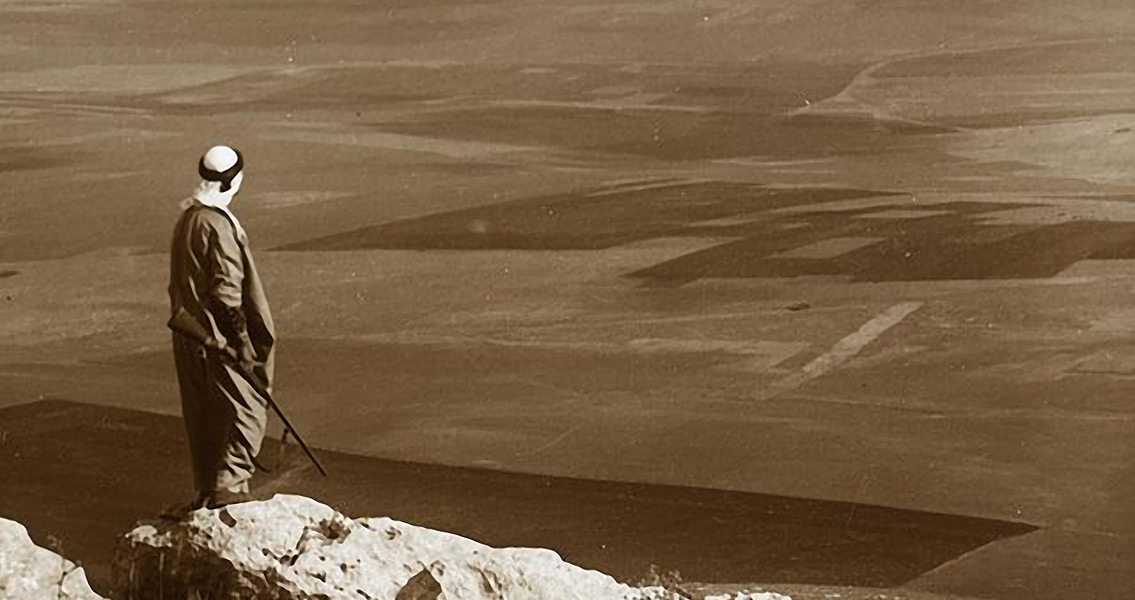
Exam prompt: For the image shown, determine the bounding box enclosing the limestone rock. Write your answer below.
[0,518,104,600]
[111,494,712,600]
[699,589,789,594]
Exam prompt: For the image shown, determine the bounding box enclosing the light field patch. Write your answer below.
[949,114,1135,187]
[800,39,1135,128]
[0,64,250,93]
[856,209,952,220]
[255,191,354,209]
[773,194,920,215]
[261,127,541,160]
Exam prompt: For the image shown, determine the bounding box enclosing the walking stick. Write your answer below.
[169,310,328,477]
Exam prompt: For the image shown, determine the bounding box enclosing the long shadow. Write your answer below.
[0,400,1036,593]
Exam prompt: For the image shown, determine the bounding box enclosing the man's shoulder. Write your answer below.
[183,204,238,234]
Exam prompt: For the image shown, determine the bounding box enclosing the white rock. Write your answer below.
[0,518,104,600]
[705,594,792,600]
[111,494,698,600]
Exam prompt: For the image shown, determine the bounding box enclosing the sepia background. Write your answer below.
[2,1,1134,598]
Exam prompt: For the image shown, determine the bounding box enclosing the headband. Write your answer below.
[198,149,244,192]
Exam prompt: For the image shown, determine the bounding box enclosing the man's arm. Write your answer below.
[203,217,256,375]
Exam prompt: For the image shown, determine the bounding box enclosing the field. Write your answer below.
[2,1,1135,598]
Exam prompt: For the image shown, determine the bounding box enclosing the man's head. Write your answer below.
[199,145,244,196]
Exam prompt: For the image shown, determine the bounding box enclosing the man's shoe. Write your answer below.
[160,492,209,520]
[205,488,254,509]
[159,502,194,521]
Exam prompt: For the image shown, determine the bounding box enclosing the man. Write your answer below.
[168,145,276,509]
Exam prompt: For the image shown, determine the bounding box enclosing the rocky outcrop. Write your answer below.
[113,494,787,600]
[0,518,104,600]
[704,595,788,600]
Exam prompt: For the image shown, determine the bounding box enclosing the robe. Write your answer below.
[168,202,276,495]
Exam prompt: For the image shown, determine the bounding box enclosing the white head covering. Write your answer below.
[186,145,246,237]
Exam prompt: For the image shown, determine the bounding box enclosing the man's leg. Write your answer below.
[169,334,218,514]
[207,361,269,505]
[172,334,214,503]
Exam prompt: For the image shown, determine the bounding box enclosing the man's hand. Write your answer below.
[237,344,257,376]
[203,337,228,355]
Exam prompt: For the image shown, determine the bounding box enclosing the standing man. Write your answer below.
[168,145,276,509]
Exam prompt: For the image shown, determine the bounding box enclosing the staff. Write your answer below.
[169,309,327,478]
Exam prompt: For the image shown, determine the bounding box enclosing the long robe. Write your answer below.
[169,202,276,494]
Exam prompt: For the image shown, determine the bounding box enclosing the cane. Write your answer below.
[169,310,328,477]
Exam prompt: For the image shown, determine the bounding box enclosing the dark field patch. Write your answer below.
[0,399,1037,590]
[944,106,1135,130]
[279,182,890,251]
[0,146,71,172]
[377,108,942,161]
[633,202,1135,283]
[0,270,17,279]
[285,179,1135,284]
